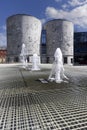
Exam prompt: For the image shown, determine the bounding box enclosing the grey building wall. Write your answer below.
[45,19,74,64]
[7,14,42,62]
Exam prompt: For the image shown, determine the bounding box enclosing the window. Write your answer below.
[64,57,67,64]
[47,57,49,63]
[71,58,73,63]
[14,57,19,62]
[41,30,46,44]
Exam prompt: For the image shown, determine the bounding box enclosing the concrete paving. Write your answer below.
[0,64,87,130]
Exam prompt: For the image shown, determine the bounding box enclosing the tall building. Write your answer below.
[42,19,74,64]
[6,14,87,65]
[7,14,42,62]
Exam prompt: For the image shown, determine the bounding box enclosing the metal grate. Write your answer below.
[0,66,87,130]
[0,87,87,129]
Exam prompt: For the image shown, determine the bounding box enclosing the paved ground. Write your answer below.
[0,64,87,130]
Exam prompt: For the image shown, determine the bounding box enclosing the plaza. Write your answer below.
[0,64,87,130]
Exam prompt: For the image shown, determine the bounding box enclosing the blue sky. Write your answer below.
[0,0,87,47]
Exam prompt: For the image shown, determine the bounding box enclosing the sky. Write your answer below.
[0,0,87,47]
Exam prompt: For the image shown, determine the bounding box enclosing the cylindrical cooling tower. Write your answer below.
[45,19,74,64]
[7,14,42,62]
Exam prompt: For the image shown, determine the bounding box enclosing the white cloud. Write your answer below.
[40,18,46,25]
[45,7,67,19]
[0,33,6,47]
[0,25,6,31]
[45,4,87,28]
[68,0,87,7]
[62,4,69,10]
[0,25,6,47]
[2,25,6,31]
[62,0,87,11]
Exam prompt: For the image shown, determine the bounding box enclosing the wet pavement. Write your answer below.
[0,64,87,130]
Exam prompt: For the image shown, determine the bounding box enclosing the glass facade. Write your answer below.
[74,32,87,64]
[41,30,46,55]
[41,30,46,44]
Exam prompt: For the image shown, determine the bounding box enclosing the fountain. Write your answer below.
[31,53,40,71]
[20,43,28,69]
[48,48,68,83]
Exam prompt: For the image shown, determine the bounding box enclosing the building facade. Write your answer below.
[74,32,87,65]
[0,47,7,63]
[6,15,74,64]
[7,14,42,62]
[41,30,47,63]
[6,14,87,65]
[41,19,74,64]
[41,31,87,65]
